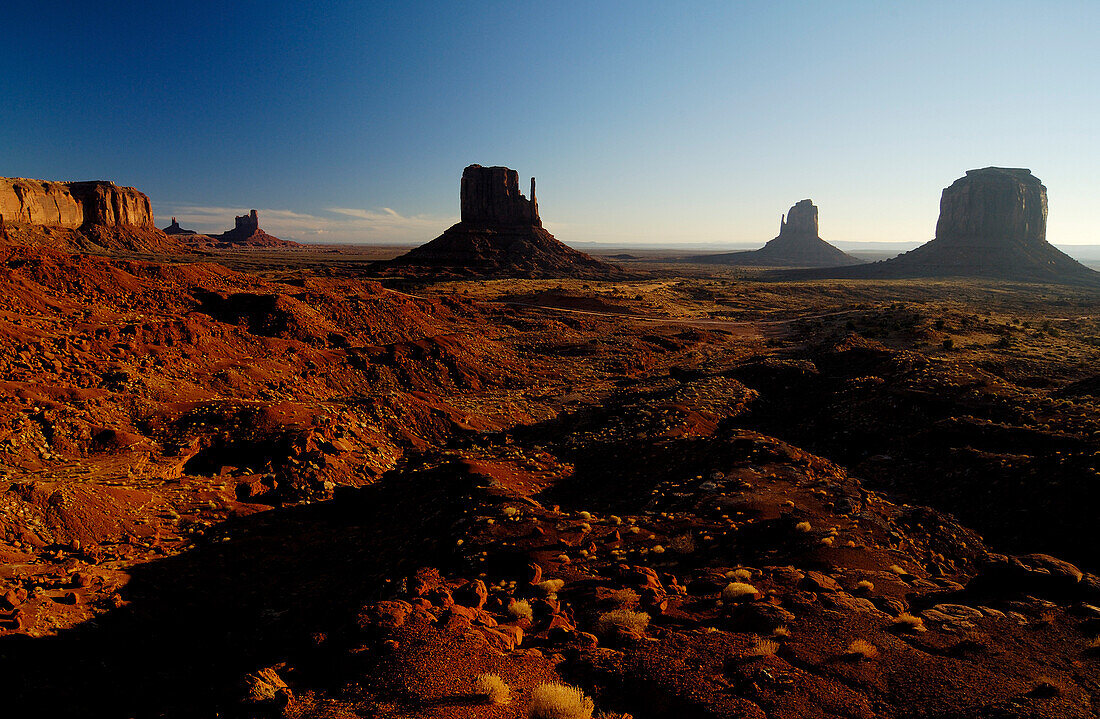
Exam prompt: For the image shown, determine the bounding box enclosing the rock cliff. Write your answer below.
[0,177,182,253]
[460,165,540,226]
[934,167,1047,245]
[0,178,153,229]
[384,164,618,278]
[687,199,861,268]
[801,168,1097,284]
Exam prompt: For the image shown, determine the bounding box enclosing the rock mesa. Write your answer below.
[804,168,1097,284]
[0,178,154,229]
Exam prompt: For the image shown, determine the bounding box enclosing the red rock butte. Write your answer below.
[688,198,861,268]
[803,167,1099,284]
[385,164,619,279]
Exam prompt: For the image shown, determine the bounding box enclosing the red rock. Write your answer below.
[454,579,488,609]
[409,567,443,596]
[620,564,663,591]
[801,571,842,593]
[359,600,413,632]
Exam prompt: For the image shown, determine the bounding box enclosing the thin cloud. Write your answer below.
[153,204,455,244]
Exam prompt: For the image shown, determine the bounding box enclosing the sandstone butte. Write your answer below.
[173,209,302,249]
[383,164,619,278]
[0,177,181,253]
[688,199,861,268]
[801,167,1099,284]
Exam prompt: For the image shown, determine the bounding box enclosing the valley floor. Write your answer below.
[3,245,1100,717]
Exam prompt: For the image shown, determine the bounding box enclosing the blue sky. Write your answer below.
[2,1,1097,245]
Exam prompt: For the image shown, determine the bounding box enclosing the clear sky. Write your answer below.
[2,1,1097,246]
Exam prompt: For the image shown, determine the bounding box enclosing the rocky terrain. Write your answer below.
[383,165,620,279]
[689,200,861,268]
[3,172,1100,717]
[803,168,1099,284]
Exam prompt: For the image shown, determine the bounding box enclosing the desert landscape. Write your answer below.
[5,3,1100,718]
[1,161,1100,719]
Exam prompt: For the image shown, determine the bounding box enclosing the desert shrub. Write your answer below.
[721,582,758,602]
[855,580,874,592]
[509,599,534,623]
[772,626,790,638]
[846,639,878,659]
[529,683,595,719]
[474,673,511,705]
[747,639,779,657]
[537,579,565,596]
[596,609,650,636]
[727,568,753,582]
[608,588,639,607]
[668,532,695,554]
[502,506,518,518]
[892,612,926,632]
[795,521,812,533]
[577,511,593,521]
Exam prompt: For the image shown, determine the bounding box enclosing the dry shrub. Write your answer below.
[846,639,878,659]
[893,612,926,633]
[727,568,753,582]
[537,579,565,596]
[596,609,650,637]
[598,611,646,637]
[474,673,511,705]
[529,683,595,719]
[721,582,758,602]
[795,521,813,533]
[747,639,779,657]
[509,599,534,623]
[608,588,639,607]
[855,579,874,592]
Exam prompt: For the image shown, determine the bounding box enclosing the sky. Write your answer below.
[2,1,1098,246]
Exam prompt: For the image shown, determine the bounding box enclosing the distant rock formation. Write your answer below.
[384,165,618,278]
[197,210,300,248]
[801,168,1098,284]
[686,199,861,268]
[0,177,182,253]
[163,217,197,235]
[0,178,154,229]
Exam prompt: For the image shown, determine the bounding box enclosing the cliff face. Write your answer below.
[934,167,1047,245]
[779,199,819,237]
[460,165,540,227]
[0,178,154,228]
